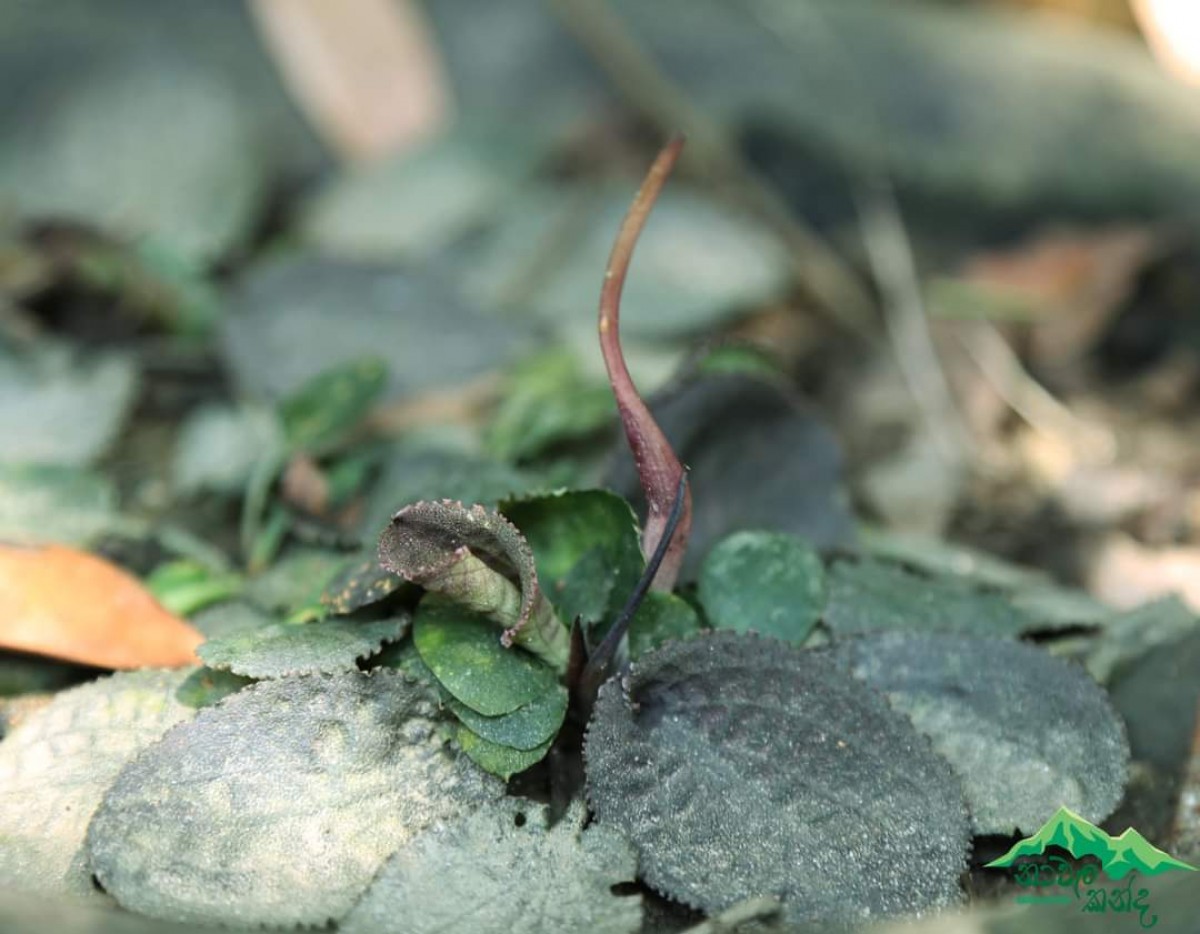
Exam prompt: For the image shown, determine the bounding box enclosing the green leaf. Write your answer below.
[555,547,617,627]
[697,530,825,643]
[502,489,644,626]
[85,671,503,928]
[145,560,242,617]
[198,616,407,679]
[693,344,785,380]
[173,667,254,710]
[628,591,703,660]
[445,684,567,752]
[279,356,387,454]
[188,600,273,640]
[824,557,1033,638]
[412,596,560,717]
[342,799,641,934]
[485,350,615,462]
[378,635,565,762]
[0,669,195,897]
[454,725,552,781]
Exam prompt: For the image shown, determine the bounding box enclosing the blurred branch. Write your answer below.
[544,0,880,343]
[956,321,1115,463]
[250,0,451,163]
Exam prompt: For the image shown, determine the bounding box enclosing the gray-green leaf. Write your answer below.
[197,616,407,679]
[85,671,502,928]
[833,632,1129,835]
[0,669,195,897]
[824,557,1033,638]
[342,799,641,934]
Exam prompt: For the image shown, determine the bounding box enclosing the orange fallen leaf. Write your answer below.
[0,544,202,669]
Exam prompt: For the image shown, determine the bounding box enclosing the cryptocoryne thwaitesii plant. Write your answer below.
[378,137,695,708]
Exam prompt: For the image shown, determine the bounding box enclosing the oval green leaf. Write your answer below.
[697,530,825,642]
[413,596,559,716]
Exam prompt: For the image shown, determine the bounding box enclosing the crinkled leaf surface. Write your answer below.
[197,616,407,678]
[0,345,137,468]
[824,558,1034,638]
[627,590,703,660]
[222,256,531,400]
[585,632,970,925]
[832,632,1128,835]
[606,373,854,579]
[502,489,643,626]
[0,669,194,896]
[85,670,503,928]
[342,799,640,934]
[380,500,540,634]
[413,597,559,716]
[0,464,117,546]
[698,530,825,642]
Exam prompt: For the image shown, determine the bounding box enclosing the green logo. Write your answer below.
[986,806,1196,929]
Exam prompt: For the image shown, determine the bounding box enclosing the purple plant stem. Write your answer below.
[598,135,693,591]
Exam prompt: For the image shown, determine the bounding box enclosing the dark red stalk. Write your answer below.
[599,135,692,590]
